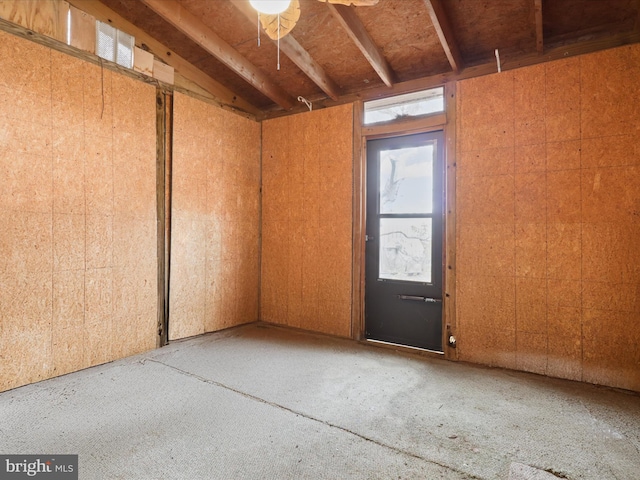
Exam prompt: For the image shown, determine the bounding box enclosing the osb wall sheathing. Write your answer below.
[261,104,353,338]
[456,44,640,392]
[0,30,158,392]
[169,92,260,340]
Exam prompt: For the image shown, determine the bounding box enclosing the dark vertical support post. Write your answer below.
[443,81,458,360]
[156,88,172,348]
[351,100,365,340]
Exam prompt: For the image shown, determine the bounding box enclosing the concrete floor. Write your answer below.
[1,324,639,479]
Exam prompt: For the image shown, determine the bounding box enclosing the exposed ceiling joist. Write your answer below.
[140,0,296,110]
[534,0,544,54]
[67,0,260,116]
[423,0,463,73]
[231,1,341,101]
[326,3,395,87]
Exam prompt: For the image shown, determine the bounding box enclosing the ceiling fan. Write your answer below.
[250,0,379,41]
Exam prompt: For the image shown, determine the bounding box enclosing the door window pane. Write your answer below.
[379,145,433,214]
[379,218,432,283]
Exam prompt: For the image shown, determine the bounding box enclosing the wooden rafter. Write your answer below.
[534,0,544,54]
[67,0,259,116]
[140,0,296,110]
[326,3,395,87]
[423,0,463,73]
[231,0,341,100]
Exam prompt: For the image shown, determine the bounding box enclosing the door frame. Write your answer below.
[351,81,458,360]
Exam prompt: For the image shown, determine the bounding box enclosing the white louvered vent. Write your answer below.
[116,30,134,69]
[96,21,134,69]
[96,21,116,62]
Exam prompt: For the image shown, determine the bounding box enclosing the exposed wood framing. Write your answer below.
[68,0,260,116]
[140,0,296,110]
[156,89,170,348]
[351,101,365,341]
[443,81,457,361]
[327,3,395,87]
[262,29,640,119]
[232,0,341,101]
[0,0,68,42]
[534,0,544,54]
[423,0,463,73]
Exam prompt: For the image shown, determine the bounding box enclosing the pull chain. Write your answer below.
[257,12,261,47]
[277,13,281,70]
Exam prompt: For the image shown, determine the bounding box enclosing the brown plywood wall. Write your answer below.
[0,30,158,392]
[169,93,260,340]
[261,104,353,338]
[456,44,640,392]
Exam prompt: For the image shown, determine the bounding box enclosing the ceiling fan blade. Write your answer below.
[317,0,380,5]
[260,0,301,40]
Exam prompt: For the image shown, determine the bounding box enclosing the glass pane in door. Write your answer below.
[379,145,433,214]
[379,218,432,283]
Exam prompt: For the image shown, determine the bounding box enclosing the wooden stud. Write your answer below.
[231,0,341,101]
[67,0,260,117]
[443,81,457,361]
[140,0,296,110]
[156,89,166,348]
[327,3,395,87]
[534,0,544,54]
[351,101,365,340]
[423,0,463,73]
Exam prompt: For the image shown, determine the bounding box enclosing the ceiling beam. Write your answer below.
[67,0,260,116]
[422,0,463,73]
[326,3,395,87]
[140,0,296,110]
[231,1,341,100]
[534,0,544,54]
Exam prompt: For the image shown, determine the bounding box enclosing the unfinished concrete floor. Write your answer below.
[1,324,639,479]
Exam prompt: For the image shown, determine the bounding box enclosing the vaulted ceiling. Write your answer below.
[78,0,640,118]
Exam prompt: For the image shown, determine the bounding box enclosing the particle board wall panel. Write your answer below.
[261,104,353,337]
[456,175,515,225]
[456,43,640,391]
[581,166,640,224]
[546,140,581,171]
[457,147,515,177]
[0,29,158,392]
[170,92,260,340]
[0,25,51,97]
[580,46,640,139]
[581,135,640,168]
[516,332,547,374]
[53,213,85,271]
[514,224,546,279]
[514,144,546,173]
[546,170,581,223]
[515,173,546,223]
